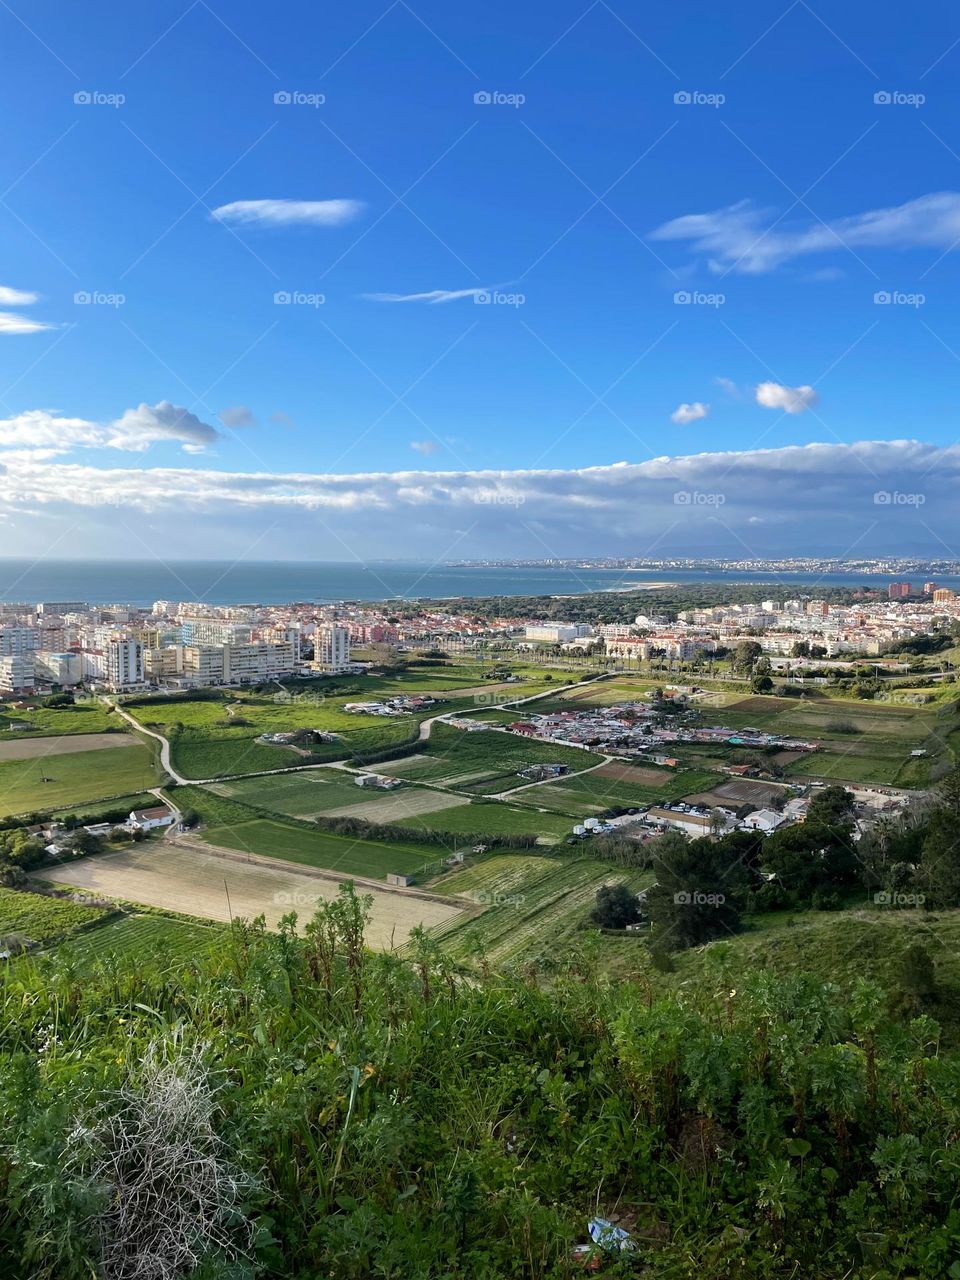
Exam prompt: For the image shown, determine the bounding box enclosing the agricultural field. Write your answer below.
[47,912,225,970]
[122,661,561,780]
[512,766,720,817]
[37,845,469,949]
[0,731,142,762]
[0,699,117,738]
[0,742,160,818]
[0,886,110,946]
[176,784,446,879]
[400,799,574,842]
[428,854,651,966]
[374,723,596,792]
[211,768,380,818]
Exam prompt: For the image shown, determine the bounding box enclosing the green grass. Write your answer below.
[0,886,109,945]
[0,701,117,738]
[48,913,224,969]
[52,792,159,822]
[212,769,383,817]
[0,744,160,818]
[376,723,596,791]
[430,853,651,965]
[177,784,446,879]
[512,767,720,816]
[401,800,574,841]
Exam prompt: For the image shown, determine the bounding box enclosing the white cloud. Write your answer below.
[410,440,439,455]
[0,402,220,456]
[219,405,257,428]
[650,193,960,274]
[211,199,364,228]
[364,287,490,304]
[715,376,740,398]
[0,312,55,335]
[0,286,38,306]
[671,401,709,425]
[755,382,819,414]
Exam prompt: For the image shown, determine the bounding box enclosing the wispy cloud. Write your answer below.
[755,382,819,414]
[0,402,220,454]
[410,439,439,455]
[211,198,365,228]
[218,405,257,428]
[671,401,709,425]
[650,192,960,274]
[0,285,39,306]
[0,312,55,335]
[364,287,490,304]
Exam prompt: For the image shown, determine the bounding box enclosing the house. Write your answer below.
[354,773,402,790]
[740,808,787,833]
[386,872,413,887]
[723,763,758,777]
[128,806,175,831]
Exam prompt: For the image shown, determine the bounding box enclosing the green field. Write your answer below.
[123,661,565,780]
[212,768,384,817]
[511,767,719,816]
[0,700,117,738]
[177,784,447,879]
[429,854,651,965]
[376,723,596,791]
[0,744,160,817]
[47,912,224,969]
[0,886,109,945]
[402,800,574,841]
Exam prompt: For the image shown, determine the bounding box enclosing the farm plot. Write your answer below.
[0,886,110,945]
[512,767,720,816]
[375,724,596,791]
[212,769,372,818]
[0,731,142,761]
[47,913,224,969]
[431,855,651,966]
[37,846,467,949]
[198,819,442,879]
[0,701,117,739]
[324,789,465,824]
[0,743,160,818]
[683,777,794,808]
[401,800,573,842]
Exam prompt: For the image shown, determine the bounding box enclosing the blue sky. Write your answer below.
[3,1,960,560]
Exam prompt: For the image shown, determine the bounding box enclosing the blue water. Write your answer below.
[0,560,958,607]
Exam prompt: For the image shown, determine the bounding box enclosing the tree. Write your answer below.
[590,883,642,929]
[734,641,763,672]
[917,766,960,908]
[751,672,774,693]
[644,830,748,949]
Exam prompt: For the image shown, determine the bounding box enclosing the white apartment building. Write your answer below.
[524,623,593,643]
[106,638,146,691]
[315,624,351,672]
[181,640,297,685]
[0,654,35,694]
[144,645,185,680]
[33,651,83,687]
[181,619,254,646]
[0,626,41,656]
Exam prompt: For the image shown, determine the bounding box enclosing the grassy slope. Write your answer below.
[0,702,117,737]
[0,886,108,943]
[0,744,160,818]
[47,913,225,969]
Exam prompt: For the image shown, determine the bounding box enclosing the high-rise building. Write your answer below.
[0,626,40,655]
[0,654,35,694]
[106,638,145,690]
[315,625,351,672]
[923,581,938,595]
[933,588,956,604]
[888,582,912,599]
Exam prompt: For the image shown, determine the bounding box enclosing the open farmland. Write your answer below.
[375,723,596,792]
[37,845,469,949]
[401,800,574,842]
[512,766,719,816]
[0,886,110,945]
[428,854,651,966]
[46,913,225,970]
[196,819,442,879]
[0,731,141,762]
[213,768,465,826]
[0,700,117,738]
[0,743,160,818]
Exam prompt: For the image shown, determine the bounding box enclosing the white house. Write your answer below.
[128,806,175,831]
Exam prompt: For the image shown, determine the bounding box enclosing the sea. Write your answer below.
[2,560,960,608]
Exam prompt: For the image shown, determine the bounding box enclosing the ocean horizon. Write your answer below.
[2,559,958,608]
